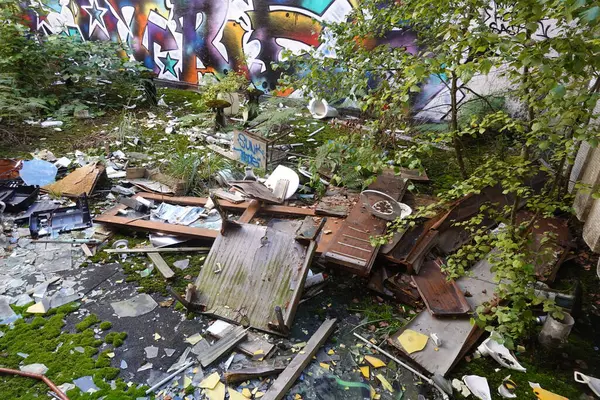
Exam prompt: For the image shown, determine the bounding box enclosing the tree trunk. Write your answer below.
[450,71,467,179]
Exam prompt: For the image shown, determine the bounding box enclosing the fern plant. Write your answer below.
[308,134,390,192]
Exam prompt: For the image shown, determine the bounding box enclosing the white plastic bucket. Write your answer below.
[217,92,240,116]
[308,98,338,119]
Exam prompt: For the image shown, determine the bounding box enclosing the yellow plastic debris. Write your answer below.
[294,394,302,400]
[376,374,394,393]
[205,382,225,400]
[319,363,330,370]
[327,349,335,355]
[242,388,252,398]
[364,355,386,368]
[154,333,162,341]
[183,376,192,389]
[253,349,264,355]
[228,387,247,400]
[107,352,115,358]
[199,373,221,389]
[360,365,370,379]
[252,387,259,395]
[397,329,429,354]
[255,392,264,399]
[529,382,569,400]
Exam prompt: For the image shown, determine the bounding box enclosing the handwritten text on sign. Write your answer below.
[232,131,267,169]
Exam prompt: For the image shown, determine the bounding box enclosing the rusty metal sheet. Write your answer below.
[195,223,313,334]
[412,260,470,316]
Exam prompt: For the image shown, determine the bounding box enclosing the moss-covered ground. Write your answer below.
[0,303,146,399]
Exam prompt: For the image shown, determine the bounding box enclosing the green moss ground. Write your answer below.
[0,303,145,399]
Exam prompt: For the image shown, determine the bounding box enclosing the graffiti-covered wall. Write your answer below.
[23,0,392,92]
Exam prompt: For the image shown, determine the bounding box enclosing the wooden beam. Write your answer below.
[105,247,211,254]
[136,192,322,217]
[94,204,221,240]
[238,199,262,224]
[147,252,175,279]
[198,326,248,367]
[262,319,337,400]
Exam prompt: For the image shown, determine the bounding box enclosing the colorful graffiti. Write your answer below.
[23,0,450,119]
[23,0,414,90]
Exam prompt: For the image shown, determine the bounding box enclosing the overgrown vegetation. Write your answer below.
[282,0,600,344]
[0,0,152,123]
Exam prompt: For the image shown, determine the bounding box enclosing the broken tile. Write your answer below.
[0,296,19,324]
[120,360,128,369]
[199,372,220,389]
[205,382,225,400]
[145,345,159,359]
[20,363,48,374]
[110,294,158,317]
[73,376,100,393]
[173,259,190,270]
[138,363,153,372]
[185,333,203,345]
[164,348,176,357]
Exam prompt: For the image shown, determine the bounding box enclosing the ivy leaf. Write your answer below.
[538,141,550,150]
[581,6,600,22]
[551,85,566,98]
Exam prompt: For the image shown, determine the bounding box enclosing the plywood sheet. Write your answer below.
[43,162,105,197]
[195,224,312,334]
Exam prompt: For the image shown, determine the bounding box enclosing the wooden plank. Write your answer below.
[262,319,337,400]
[225,366,285,384]
[94,207,220,240]
[207,320,275,357]
[283,241,316,326]
[316,217,343,255]
[198,326,248,367]
[105,247,210,254]
[412,260,470,316]
[147,252,175,279]
[137,192,319,217]
[238,199,261,224]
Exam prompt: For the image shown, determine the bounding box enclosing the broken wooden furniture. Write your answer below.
[389,257,497,377]
[193,220,317,335]
[412,260,470,316]
[95,192,342,241]
[320,171,408,276]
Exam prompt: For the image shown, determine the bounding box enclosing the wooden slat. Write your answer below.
[262,319,337,400]
[94,205,220,240]
[198,326,248,367]
[147,252,175,279]
[411,260,470,316]
[207,320,275,357]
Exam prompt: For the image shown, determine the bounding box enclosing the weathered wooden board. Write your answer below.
[262,319,337,400]
[195,223,313,334]
[147,252,176,279]
[412,260,470,316]
[198,325,248,367]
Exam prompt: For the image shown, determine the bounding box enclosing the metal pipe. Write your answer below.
[145,361,194,394]
[353,333,450,400]
[0,367,69,400]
